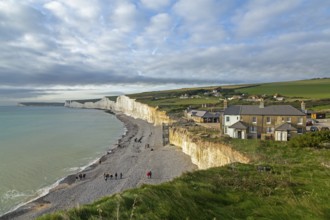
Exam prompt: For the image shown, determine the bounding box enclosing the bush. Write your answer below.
[289,131,330,148]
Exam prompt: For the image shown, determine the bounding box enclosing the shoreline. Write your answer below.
[0,110,126,218]
[0,112,197,220]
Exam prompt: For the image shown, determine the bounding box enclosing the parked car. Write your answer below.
[310,126,319,132]
[306,120,313,126]
[320,127,329,131]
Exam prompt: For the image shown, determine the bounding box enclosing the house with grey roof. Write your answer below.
[222,100,306,141]
[186,109,221,123]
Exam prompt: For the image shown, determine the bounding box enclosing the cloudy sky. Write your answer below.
[0,0,329,104]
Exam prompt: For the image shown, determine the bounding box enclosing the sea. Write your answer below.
[0,106,125,216]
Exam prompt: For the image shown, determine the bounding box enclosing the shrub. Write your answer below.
[289,131,330,148]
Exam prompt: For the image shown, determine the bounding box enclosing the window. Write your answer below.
[281,117,285,122]
[250,126,257,133]
[287,117,291,122]
[226,116,230,122]
[297,128,303,134]
[252,117,257,124]
[266,127,273,133]
[298,117,303,125]
[266,117,271,124]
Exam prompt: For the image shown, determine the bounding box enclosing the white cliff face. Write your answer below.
[169,127,250,169]
[65,98,112,109]
[66,96,171,126]
[114,96,171,126]
[66,95,250,169]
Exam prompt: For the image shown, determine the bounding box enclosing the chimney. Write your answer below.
[223,99,228,109]
[259,98,264,108]
[301,101,306,112]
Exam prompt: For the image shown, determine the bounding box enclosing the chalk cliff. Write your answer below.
[169,127,250,169]
[65,95,249,169]
[114,96,172,126]
[65,96,172,126]
[65,97,112,109]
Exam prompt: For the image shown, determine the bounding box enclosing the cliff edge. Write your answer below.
[65,95,249,169]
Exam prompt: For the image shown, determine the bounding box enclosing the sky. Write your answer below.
[0,0,329,105]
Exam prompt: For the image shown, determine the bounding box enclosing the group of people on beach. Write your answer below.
[134,137,143,143]
[104,172,122,181]
[100,131,154,183]
[76,173,86,180]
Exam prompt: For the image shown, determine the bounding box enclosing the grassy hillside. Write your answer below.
[127,78,330,117]
[38,132,330,220]
[236,78,330,99]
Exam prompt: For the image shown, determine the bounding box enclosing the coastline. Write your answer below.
[0,112,197,220]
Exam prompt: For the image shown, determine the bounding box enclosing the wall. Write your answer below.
[224,115,241,137]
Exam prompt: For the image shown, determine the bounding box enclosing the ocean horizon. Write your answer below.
[0,106,125,216]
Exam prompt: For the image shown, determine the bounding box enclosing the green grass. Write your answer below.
[236,79,330,99]
[106,96,118,102]
[128,93,223,115]
[310,104,330,112]
[38,136,330,220]
[123,78,330,116]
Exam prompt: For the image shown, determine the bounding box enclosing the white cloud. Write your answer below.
[134,13,173,53]
[0,0,329,103]
[110,1,143,33]
[0,1,46,38]
[173,0,226,45]
[9,33,47,50]
[233,0,301,37]
[173,0,220,22]
[44,1,66,19]
[64,0,100,20]
[140,0,171,10]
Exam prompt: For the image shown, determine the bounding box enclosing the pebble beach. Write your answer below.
[0,113,197,220]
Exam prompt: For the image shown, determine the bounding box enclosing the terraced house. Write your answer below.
[222,100,306,141]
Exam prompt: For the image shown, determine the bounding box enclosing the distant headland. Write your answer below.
[17,102,64,107]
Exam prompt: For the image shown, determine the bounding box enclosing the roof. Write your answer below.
[275,123,297,131]
[188,110,206,117]
[224,105,305,116]
[229,121,249,129]
[187,110,221,118]
[203,112,221,118]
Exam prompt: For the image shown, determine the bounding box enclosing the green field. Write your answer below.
[236,78,330,99]
[126,78,330,115]
[38,133,330,220]
[128,88,226,114]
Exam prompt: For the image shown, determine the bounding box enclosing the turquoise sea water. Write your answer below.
[0,106,124,216]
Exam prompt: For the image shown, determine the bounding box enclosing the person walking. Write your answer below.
[147,171,152,179]
[115,172,118,179]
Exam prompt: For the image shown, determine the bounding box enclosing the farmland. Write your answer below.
[127,78,330,116]
[236,78,330,99]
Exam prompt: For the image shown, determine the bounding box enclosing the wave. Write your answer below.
[1,189,34,201]
[1,144,118,217]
